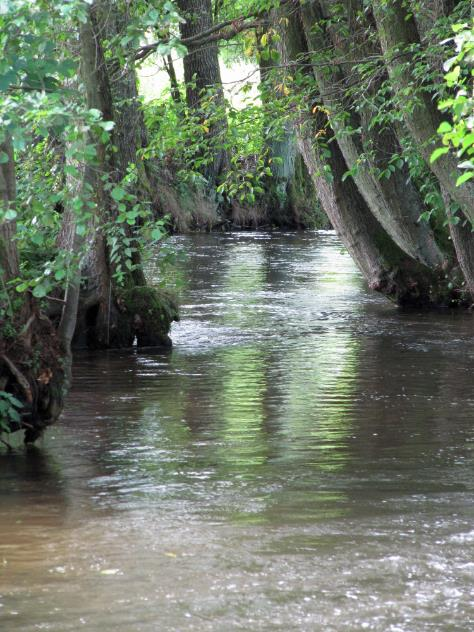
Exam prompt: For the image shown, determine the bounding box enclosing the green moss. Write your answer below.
[118,285,179,347]
[288,153,328,229]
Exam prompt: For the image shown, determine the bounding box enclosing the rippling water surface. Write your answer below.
[1,231,474,631]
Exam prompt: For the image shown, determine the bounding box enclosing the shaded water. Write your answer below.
[1,231,474,631]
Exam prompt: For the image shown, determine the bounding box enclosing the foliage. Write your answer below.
[143,83,272,203]
[104,165,169,285]
[143,85,224,184]
[0,0,172,318]
[0,391,23,433]
[433,21,474,188]
[1,0,472,323]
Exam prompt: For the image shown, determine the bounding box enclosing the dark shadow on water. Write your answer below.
[0,445,67,505]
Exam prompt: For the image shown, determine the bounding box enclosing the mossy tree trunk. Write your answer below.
[299,0,445,268]
[371,0,474,296]
[0,135,19,281]
[279,6,455,305]
[372,0,474,223]
[297,120,447,306]
[73,2,178,350]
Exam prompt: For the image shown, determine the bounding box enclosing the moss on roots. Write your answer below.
[117,286,179,347]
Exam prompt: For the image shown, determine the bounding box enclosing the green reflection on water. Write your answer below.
[219,244,268,328]
[83,234,363,526]
[214,346,269,470]
[278,330,359,473]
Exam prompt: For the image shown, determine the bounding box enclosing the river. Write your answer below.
[1,231,474,631]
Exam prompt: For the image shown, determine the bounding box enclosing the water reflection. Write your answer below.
[0,446,67,513]
[1,231,474,630]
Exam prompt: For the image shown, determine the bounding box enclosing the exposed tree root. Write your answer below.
[1,353,33,403]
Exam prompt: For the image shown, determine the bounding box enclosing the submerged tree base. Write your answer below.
[0,311,67,443]
[369,260,469,308]
[117,286,179,348]
[73,285,179,350]
[0,287,179,444]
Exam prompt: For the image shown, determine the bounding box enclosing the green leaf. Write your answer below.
[0,152,9,164]
[4,394,23,408]
[430,147,449,163]
[456,172,474,186]
[462,133,474,149]
[32,284,48,298]
[445,66,461,85]
[31,232,45,245]
[64,165,80,177]
[437,121,452,134]
[88,108,102,120]
[8,408,20,422]
[0,70,17,91]
[111,186,126,202]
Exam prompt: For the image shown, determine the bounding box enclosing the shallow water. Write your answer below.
[1,231,474,631]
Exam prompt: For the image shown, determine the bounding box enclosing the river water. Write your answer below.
[1,231,474,631]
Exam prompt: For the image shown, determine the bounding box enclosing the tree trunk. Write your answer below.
[177,0,229,186]
[0,138,66,442]
[299,0,445,268]
[277,4,453,305]
[164,54,182,105]
[74,3,178,350]
[439,187,474,299]
[257,16,324,228]
[0,136,19,281]
[100,0,150,191]
[296,119,445,306]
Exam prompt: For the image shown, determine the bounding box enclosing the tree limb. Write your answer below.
[135,0,292,62]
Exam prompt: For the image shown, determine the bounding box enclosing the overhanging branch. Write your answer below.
[135,0,292,62]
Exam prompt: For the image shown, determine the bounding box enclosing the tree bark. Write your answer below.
[164,54,182,105]
[74,3,178,349]
[440,187,474,299]
[78,6,118,347]
[258,14,323,228]
[0,136,19,281]
[177,0,229,185]
[297,119,444,306]
[277,3,452,305]
[299,0,445,268]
